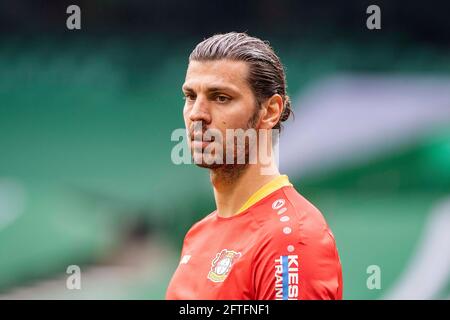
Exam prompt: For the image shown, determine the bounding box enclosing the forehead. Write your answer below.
[183,59,250,91]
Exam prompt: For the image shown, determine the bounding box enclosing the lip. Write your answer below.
[190,131,216,142]
[191,140,212,149]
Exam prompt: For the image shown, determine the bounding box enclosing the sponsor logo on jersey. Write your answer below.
[274,255,299,300]
[272,199,286,210]
[207,249,242,283]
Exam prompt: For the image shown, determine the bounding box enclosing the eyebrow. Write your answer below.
[182,84,239,94]
[182,85,195,93]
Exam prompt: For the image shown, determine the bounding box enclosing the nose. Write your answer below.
[189,96,212,125]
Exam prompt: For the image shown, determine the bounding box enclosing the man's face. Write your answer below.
[182,59,259,169]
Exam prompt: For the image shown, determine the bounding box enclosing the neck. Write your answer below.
[210,160,280,218]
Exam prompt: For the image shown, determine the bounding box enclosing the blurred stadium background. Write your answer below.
[0,0,449,299]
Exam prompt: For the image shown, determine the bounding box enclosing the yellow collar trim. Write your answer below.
[236,175,293,214]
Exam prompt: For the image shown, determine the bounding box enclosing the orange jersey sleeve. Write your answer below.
[252,204,343,300]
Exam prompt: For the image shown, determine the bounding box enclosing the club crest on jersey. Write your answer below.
[207,249,241,282]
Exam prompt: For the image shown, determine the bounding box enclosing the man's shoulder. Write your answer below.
[253,185,331,243]
[183,210,217,239]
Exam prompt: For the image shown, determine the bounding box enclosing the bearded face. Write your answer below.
[188,111,260,169]
[183,59,262,170]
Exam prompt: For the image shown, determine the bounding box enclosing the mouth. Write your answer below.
[191,134,216,151]
[203,136,216,143]
[190,132,216,143]
[192,141,211,149]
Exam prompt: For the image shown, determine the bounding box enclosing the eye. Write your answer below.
[183,93,196,102]
[215,95,231,103]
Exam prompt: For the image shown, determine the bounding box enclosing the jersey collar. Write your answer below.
[236,175,293,214]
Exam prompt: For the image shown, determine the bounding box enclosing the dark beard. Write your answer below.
[191,108,260,171]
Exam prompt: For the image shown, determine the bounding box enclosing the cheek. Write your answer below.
[224,107,253,128]
[183,106,190,126]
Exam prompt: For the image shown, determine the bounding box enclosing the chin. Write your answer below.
[190,148,249,170]
[194,162,224,169]
[192,152,223,169]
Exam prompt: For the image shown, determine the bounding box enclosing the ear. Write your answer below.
[258,94,283,129]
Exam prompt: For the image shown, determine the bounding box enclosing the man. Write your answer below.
[166,32,343,300]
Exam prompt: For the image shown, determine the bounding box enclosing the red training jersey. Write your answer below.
[166,180,343,300]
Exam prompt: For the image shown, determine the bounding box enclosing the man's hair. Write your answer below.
[189,32,293,130]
